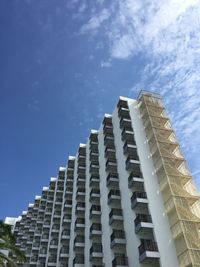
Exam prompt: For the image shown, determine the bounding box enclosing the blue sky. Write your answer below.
[1,0,200,219]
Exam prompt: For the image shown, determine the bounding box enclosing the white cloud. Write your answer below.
[78,0,200,184]
[100,60,111,68]
[80,8,110,33]
[78,3,87,13]
[105,0,200,59]
[27,100,40,111]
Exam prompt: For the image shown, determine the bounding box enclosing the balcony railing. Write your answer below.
[123,141,137,155]
[107,173,119,187]
[118,106,130,119]
[90,205,101,218]
[110,230,126,248]
[103,124,113,135]
[131,191,147,201]
[111,230,125,241]
[90,244,103,254]
[117,99,129,109]
[138,239,158,255]
[112,255,128,267]
[73,254,84,264]
[108,189,121,203]
[105,147,116,159]
[121,128,134,142]
[90,223,102,232]
[106,160,118,172]
[109,209,123,225]
[134,214,152,226]
[74,236,85,247]
[120,117,132,129]
[90,189,100,198]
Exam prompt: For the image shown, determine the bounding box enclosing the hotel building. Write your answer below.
[9,91,200,267]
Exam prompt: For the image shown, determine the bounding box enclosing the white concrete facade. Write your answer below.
[10,93,188,267]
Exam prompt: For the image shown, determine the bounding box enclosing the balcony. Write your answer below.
[106,159,118,172]
[90,205,101,219]
[35,230,42,236]
[90,163,99,174]
[43,221,51,228]
[128,172,144,191]
[41,235,49,242]
[78,154,86,164]
[63,215,71,224]
[52,225,60,233]
[77,177,85,188]
[121,128,135,142]
[73,254,84,266]
[131,191,148,211]
[134,214,153,235]
[108,189,121,204]
[61,229,70,240]
[39,250,47,258]
[75,202,85,214]
[103,123,113,135]
[60,246,69,258]
[104,134,115,146]
[77,166,86,174]
[77,175,85,181]
[117,99,129,109]
[30,256,38,264]
[64,200,72,209]
[32,243,40,250]
[78,146,86,156]
[126,156,140,171]
[49,240,58,249]
[112,255,128,267]
[54,211,61,218]
[90,176,100,187]
[76,189,85,200]
[75,218,85,231]
[110,230,126,249]
[90,188,100,201]
[90,151,99,161]
[90,141,98,151]
[105,147,116,159]
[123,141,137,156]
[56,186,63,193]
[120,117,132,129]
[67,167,74,176]
[118,106,130,118]
[74,236,85,250]
[109,209,123,226]
[48,255,57,266]
[66,187,73,195]
[107,173,119,187]
[66,175,73,182]
[90,223,102,238]
[90,244,103,260]
[138,240,160,263]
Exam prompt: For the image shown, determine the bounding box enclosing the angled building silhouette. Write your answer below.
[9,91,200,267]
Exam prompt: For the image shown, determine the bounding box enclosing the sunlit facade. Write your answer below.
[9,91,200,267]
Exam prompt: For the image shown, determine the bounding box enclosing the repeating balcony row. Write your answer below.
[18,191,148,227]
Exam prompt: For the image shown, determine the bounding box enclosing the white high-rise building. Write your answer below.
[9,91,200,267]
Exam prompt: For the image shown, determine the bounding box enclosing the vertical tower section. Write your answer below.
[87,131,103,266]
[70,145,86,267]
[138,91,200,267]
[58,158,75,267]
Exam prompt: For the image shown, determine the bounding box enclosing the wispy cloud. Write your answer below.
[78,0,200,183]
[27,100,40,111]
[100,60,111,68]
[80,8,110,34]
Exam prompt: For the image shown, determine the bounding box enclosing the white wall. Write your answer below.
[128,98,179,267]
